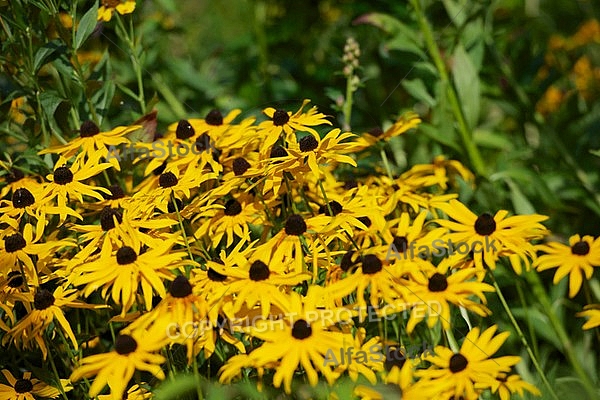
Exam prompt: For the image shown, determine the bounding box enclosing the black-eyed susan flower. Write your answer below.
[354,111,421,150]
[0,165,44,200]
[534,234,600,298]
[414,325,523,400]
[485,372,542,400]
[0,272,33,331]
[70,322,169,399]
[98,0,136,22]
[577,304,600,329]
[0,369,71,400]
[435,199,549,272]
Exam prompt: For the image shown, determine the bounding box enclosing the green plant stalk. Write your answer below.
[115,15,146,114]
[524,270,598,398]
[487,269,560,400]
[410,0,486,177]
[342,73,354,131]
[379,147,394,180]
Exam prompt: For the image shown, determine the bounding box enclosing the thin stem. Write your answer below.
[487,269,560,400]
[342,73,354,131]
[172,195,194,263]
[379,147,394,180]
[410,0,486,177]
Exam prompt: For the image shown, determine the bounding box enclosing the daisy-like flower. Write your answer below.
[435,199,549,272]
[534,234,600,298]
[485,372,542,400]
[0,369,71,400]
[414,325,522,400]
[219,290,354,394]
[577,304,600,329]
[3,285,102,359]
[0,272,33,331]
[38,121,138,171]
[257,99,332,150]
[41,156,112,221]
[70,322,169,399]
[406,155,475,190]
[98,0,136,22]
[97,383,152,400]
[70,237,190,316]
[353,111,421,150]
[0,165,44,200]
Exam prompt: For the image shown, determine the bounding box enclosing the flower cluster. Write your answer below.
[0,98,598,400]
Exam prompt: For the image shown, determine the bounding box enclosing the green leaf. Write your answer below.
[75,2,99,50]
[419,123,461,153]
[442,0,468,27]
[506,178,536,214]
[452,45,480,130]
[401,79,436,107]
[33,40,66,73]
[590,149,600,158]
[473,129,514,150]
[38,91,64,118]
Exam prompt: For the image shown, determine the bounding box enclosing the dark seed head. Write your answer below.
[299,135,319,152]
[152,295,162,307]
[318,200,343,216]
[285,214,307,236]
[272,109,290,126]
[449,353,468,373]
[34,289,55,310]
[232,157,251,176]
[343,179,358,190]
[7,271,24,288]
[152,162,167,176]
[224,199,242,216]
[159,172,178,188]
[384,348,407,371]
[428,273,448,292]
[12,188,35,208]
[195,133,212,152]
[571,241,590,256]
[167,198,184,213]
[105,184,125,200]
[170,275,193,298]
[176,119,195,140]
[80,120,100,137]
[291,319,312,339]
[340,250,360,272]
[116,246,137,265]
[393,236,409,253]
[474,213,496,236]
[249,260,270,281]
[14,378,33,393]
[115,334,138,355]
[6,168,24,183]
[5,233,26,253]
[362,254,383,274]
[270,145,288,158]
[357,216,371,228]
[100,207,122,231]
[205,109,223,126]
[369,127,384,137]
[207,268,227,282]
[53,166,73,185]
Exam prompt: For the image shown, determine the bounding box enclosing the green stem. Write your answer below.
[115,15,146,114]
[342,73,354,131]
[487,269,560,400]
[524,270,598,399]
[379,147,394,180]
[410,0,486,177]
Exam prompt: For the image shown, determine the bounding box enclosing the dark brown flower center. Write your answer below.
[340,250,360,272]
[159,172,178,188]
[116,246,137,265]
[115,334,137,355]
[384,348,407,371]
[474,213,496,236]
[7,271,24,288]
[53,166,73,185]
[207,268,227,282]
[571,241,590,256]
[318,200,343,216]
[272,109,290,126]
[393,236,409,253]
[80,120,100,137]
[12,188,35,208]
[270,145,288,158]
[249,260,270,281]
[362,254,383,274]
[285,214,307,236]
[100,207,123,231]
[194,133,212,152]
[224,199,242,216]
[369,127,384,137]
[299,135,319,152]
[232,157,251,176]
[175,119,195,140]
[357,216,371,228]
[34,289,55,310]
[343,179,358,190]
[14,378,33,393]
[167,198,184,213]
[428,273,448,292]
[170,275,193,298]
[291,319,312,339]
[105,184,125,200]
[152,161,167,176]
[449,353,468,373]
[205,109,223,126]
[6,168,24,183]
[5,233,26,252]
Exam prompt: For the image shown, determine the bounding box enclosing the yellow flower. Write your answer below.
[0,370,71,400]
[577,304,600,330]
[98,0,136,22]
[486,372,542,400]
[354,111,421,150]
[8,97,34,125]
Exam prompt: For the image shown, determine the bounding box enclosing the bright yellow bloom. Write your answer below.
[98,0,136,22]
[0,370,71,400]
[577,304,600,330]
